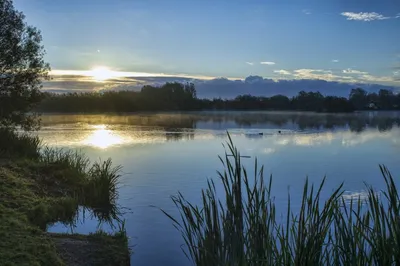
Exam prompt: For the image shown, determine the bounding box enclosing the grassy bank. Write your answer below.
[165,134,400,266]
[0,129,130,266]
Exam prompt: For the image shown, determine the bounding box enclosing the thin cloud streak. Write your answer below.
[341,12,390,21]
[50,69,240,81]
[274,70,291,75]
[260,62,276,65]
[343,69,369,75]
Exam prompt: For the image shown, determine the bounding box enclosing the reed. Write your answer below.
[164,133,400,266]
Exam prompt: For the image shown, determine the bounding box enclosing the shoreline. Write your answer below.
[0,132,130,266]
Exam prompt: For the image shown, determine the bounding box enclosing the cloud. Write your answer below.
[44,70,400,99]
[302,9,311,15]
[332,59,339,63]
[246,62,254,66]
[341,12,390,21]
[292,69,348,82]
[260,61,276,65]
[342,68,368,75]
[288,68,398,85]
[396,13,400,18]
[49,69,225,81]
[274,70,291,75]
[358,74,395,83]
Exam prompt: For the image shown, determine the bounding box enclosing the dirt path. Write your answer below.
[51,235,101,266]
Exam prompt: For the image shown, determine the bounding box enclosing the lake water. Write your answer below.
[41,111,400,266]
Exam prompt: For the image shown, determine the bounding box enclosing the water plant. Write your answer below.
[164,133,400,266]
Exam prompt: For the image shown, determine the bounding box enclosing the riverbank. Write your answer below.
[0,129,130,266]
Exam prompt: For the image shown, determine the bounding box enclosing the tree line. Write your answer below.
[37,83,400,113]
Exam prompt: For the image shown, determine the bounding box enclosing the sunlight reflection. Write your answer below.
[82,125,125,149]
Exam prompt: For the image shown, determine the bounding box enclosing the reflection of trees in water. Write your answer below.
[42,112,400,139]
[164,128,195,141]
[193,112,400,133]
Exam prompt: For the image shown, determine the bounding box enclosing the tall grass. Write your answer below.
[0,129,123,229]
[40,148,123,227]
[0,128,41,158]
[40,147,90,176]
[164,134,400,266]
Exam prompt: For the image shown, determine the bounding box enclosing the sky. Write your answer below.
[13,0,400,96]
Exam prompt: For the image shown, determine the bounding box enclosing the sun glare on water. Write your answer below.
[82,125,124,149]
[88,66,116,82]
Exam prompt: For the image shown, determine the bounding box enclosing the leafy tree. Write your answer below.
[323,96,354,113]
[292,91,324,111]
[367,92,379,105]
[0,0,50,130]
[378,89,395,110]
[349,88,368,110]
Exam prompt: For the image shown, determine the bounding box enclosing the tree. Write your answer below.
[349,88,368,110]
[292,91,324,111]
[378,89,395,110]
[323,96,354,113]
[0,0,50,130]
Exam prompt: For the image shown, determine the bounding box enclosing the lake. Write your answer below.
[41,111,400,266]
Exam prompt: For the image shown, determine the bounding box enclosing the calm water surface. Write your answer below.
[42,111,400,266]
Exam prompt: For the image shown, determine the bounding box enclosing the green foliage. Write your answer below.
[0,167,64,266]
[85,159,122,208]
[38,147,122,222]
[164,134,400,266]
[0,0,50,130]
[87,222,130,266]
[49,222,130,266]
[0,130,122,219]
[40,147,89,178]
[0,128,41,158]
[0,130,127,265]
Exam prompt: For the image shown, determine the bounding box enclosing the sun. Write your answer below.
[88,66,115,82]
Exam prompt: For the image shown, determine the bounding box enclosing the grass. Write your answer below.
[0,128,41,159]
[0,129,129,265]
[0,166,64,266]
[164,133,400,266]
[48,222,130,266]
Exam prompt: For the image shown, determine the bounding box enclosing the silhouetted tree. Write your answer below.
[292,91,324,111]
[38,82,400,113]
[323,96,354,113]
[349,88,368,110]
[0,0,50,130]
[378,89,395,110]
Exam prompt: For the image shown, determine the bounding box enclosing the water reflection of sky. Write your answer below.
[40,112,400,266]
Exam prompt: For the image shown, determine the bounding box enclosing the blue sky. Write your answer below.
[13,0,400,92]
